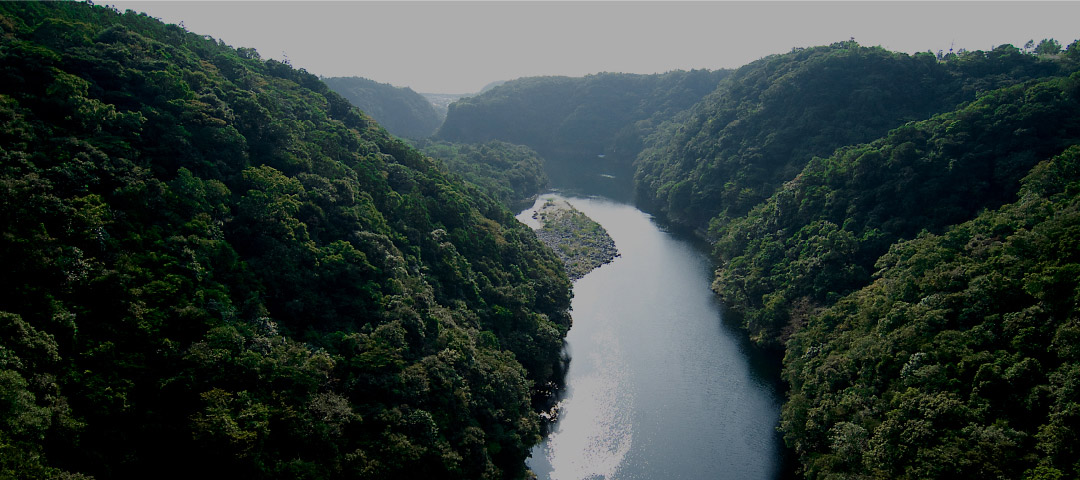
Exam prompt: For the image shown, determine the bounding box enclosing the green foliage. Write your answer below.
[7,4,1077,478]
[635,41,1068,228]
[413,139,548,208]
[595,36,1080,479]
[323,76,443,139]
[1035,38,1063,56]
[436,70,730,168]
[0,2,570,478]
[781,146,1080,479]
[712,74,1080,347]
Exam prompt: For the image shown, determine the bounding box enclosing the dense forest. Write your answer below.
[4,2,1080,479]
[322,76,443,139]
[657,44,1080,480]
[781,145,1080,479]
[0,3,571,479]
[712,69,1080,347]
[423,38,1080,479]
[411,140,548,209]
[318,77,549,210]
[436,70,730,176]
[726,71,1080,479]
[634,40,1073,228]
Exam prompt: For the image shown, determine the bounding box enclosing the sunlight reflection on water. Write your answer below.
[543,327,633,480]
[519,193,784,480]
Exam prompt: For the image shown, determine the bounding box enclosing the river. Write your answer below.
[518,193,788,480]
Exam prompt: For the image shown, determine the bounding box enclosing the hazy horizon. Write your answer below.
[106,1,1080,94]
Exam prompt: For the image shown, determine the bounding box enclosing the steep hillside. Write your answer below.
[323,76,443,138]
[713,73,1080,346]
[782,145,1080,479]
[435,70,730,172]
[699,45,1080,479]
[634,41,1069,228]
[412,139,548,208]
[0,3,570,479]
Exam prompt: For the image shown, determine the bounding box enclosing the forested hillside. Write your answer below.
[323,76,443,139]
[436,70,730,166]
[634,41,1070,228]
[5,2,1080,479]
[698,44,1080,479]
[782,145,1080,479]
[0,3,571,479]
[412,140,548,208]
[426,36,1080,479]
[713,73,1080,346]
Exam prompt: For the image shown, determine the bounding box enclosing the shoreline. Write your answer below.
[531,198,620,281]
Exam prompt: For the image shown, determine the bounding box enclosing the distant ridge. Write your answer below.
[323,75,443,138]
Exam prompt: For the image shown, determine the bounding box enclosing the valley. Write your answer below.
[1,3,1079,479]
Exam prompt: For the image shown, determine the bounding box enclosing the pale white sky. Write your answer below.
[105,1,1080,94]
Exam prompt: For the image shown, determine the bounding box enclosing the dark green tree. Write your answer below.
[0,3,572,478]
[1035,38,1063,55]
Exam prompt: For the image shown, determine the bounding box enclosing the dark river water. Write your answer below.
[518,193,788,480]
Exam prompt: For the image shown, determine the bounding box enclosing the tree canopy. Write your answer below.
[437,70,730,169]
[0,3,571,478]
[427,35,1080,479]
[411,139,548,209]
[323,76,443,139]
[4,3,1080,479]
[634,41,1071,228]
[782,145,1080,479]
[712,73,1080,347]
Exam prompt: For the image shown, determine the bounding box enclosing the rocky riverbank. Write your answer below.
[532,198,619,280]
